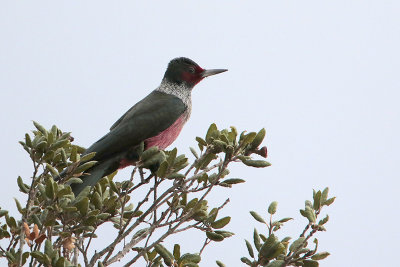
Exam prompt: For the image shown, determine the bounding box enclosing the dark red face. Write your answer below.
[164,57,204,87]
[164,57,227,88]
[181,64,205,85]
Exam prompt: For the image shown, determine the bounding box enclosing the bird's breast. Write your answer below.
[145,111,190,150]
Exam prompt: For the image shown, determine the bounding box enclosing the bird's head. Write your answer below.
[163,57,227,88]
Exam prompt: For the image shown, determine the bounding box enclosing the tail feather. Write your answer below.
[71,158,119,196]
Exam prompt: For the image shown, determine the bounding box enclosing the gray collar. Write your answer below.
[156,78,192,108]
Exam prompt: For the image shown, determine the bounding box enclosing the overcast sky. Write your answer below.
[1,1,399,266]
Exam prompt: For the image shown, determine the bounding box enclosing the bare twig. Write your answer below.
[18,160,41,266]
[199,239,211,255]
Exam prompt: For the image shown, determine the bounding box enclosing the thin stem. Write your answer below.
[18,159,41,266]
[199,239,211,255]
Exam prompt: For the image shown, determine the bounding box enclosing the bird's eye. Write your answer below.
[189,66,196,74]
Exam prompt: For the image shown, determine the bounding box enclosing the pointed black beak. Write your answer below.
[201,68,228,78]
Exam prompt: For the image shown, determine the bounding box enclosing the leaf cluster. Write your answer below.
[240,188,335,267]
[0,122,271,267]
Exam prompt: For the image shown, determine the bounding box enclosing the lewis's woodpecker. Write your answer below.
[70,57,227,195]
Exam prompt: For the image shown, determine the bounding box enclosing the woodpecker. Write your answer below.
[70,57,227,194]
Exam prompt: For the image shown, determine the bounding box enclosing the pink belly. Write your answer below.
[118,113,188,169]
[145,114,187,150]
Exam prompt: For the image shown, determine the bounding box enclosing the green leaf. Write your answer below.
[213,139,227,149]
[75,161,97,174]
[142,151,166,170]
[240,257,252,265]
[97,213,110,220]
[324,197,336,206]
[278,217,293,223]
[50,139,70,151]
[240,132,257,146]
[313,190,322,210]
[268,201,278,215]
[206,208,218,223]
[0,210,8,217]
[46,163,59,177]
[14,198,23,214]
[70,146,78,162]
[17,176,29,193]
[253,228,261,251]
[250,128,266,149]
[190,147,199,159]
[25,133,32,147]
[154,244,174,266]
[195,136,207,146]
[321,187,329,203]
[303,260,319,267]
[65,178,83,186]
[305,206,316,223]
[33,121,48,137]
[43,150,55,162]
[109,181,118,193]
[221,178,245,185]
[131,228,149,240]
[19,141,30,154]
[259,234,268,242]
[166,172,185,179]
[179,253,201,264]
[55,257,66,267]
[211,216,231,229]
[206,231,224,242]
[173,154,188,169]
[259,234,283,260]
[47,132,54,146]
[37,184,46,196]
[80,152,96,162]
[214,230,234,238]
[230,126,238,139]
[132,210,143,217]
[184,198,198,212]
[141,147,159,161]
[245,239,254,258]
[36,140,47,151]
[242,159,271,168]
[311,252,330,260]
[289,237,306,252]
[74,187,90,204]
[266,260,285,267]
[147,249,157,261]
[75,197,89,216]
[50,125,58,137]
[92,192,103,210]
[21,251,30,265]
[173,244,180,260]
[156,161,169,178]
[5,251,15,262]
[318,215,329,225]
[198,153,217,170]
[208,173,218,184]
[216,260,226,267]
[45,177,55,199]
[180,263,198,267]
[31,251,44,261]
[84,215,97,226]
[205,123,219,143]
[44,239,54,257]
[250,211,266,223]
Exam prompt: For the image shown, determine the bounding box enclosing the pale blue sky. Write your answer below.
[1,1,399,266]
